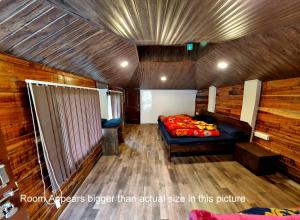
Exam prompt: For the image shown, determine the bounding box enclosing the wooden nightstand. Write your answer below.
[234,142,280,175]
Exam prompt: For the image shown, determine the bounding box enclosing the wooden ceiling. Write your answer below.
[0,0,299,89]
[47,0,300,44]
[128,60,196,89]
[195,25,300,88]
[130,25,300,89]
[0,0,139,87]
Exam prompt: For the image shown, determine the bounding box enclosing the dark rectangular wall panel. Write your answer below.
[215,85,244,119]
[195,89,208,114]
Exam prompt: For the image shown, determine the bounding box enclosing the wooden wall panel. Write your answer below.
[137,45,206,62]
[195,89,208,114]
[253,77,300,183]
[215,85,244,119]
[0,52,102,219]
[195,78,299,183]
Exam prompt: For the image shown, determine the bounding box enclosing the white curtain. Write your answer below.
[110,92,123,119]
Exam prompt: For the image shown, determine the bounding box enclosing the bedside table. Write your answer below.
[234,142,280,175]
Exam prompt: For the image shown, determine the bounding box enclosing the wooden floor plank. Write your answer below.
[59,124,300,220]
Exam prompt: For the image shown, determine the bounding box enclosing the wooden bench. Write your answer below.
[234,142,280,175]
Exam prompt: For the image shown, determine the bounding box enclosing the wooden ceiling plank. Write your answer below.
[0,1,52,40]
[43,30,102,65]
[21,19,82,60]
[45,0,300,44]
[0,0,33,21]
[5,13,67,52]
[38,26,98,64]
[0,7,57,49]
[9,14,77,56]
[57,42,138,86]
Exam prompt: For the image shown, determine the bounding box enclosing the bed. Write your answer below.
[158,111,252,161]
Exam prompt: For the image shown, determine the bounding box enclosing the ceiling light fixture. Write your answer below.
[120,60,128,67]
[161,76,167,81]
[217,61,228,69]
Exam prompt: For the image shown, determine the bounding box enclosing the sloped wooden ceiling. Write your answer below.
[128,25,300,89]
[47,0,300,44]
[0,0,139,87]
[195,25,300,88]
[0,0,300,89]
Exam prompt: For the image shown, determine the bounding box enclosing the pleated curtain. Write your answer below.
[30,85,102,191]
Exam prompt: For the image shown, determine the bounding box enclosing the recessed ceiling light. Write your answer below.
[217,61,228,69]
[120,60,128,67]
[161,76,167,81]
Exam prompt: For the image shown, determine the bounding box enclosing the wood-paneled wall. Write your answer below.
[195,79,299,182]
[215,85,244,119]
[253,77,300,183]
[0,52,102,219]
[195,85,244,117]
[195,89,208,114]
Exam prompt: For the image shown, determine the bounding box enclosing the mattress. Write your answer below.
[158,119,249,145]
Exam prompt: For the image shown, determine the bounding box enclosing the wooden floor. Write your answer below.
[59,124,300,220]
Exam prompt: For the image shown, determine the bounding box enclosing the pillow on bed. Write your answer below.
[102,118,122,128]
[192,115,216,124]
[218,123,244,137]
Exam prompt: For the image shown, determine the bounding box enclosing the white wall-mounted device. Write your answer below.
[208,86,217,113]
[254,131,270,140]
[240,79,262,128]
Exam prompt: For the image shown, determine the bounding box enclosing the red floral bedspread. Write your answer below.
[159,114,220,138]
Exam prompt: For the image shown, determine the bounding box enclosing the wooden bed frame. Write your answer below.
[158,111,252,162]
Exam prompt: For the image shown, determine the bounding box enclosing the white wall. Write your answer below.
[140,90,197,124]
